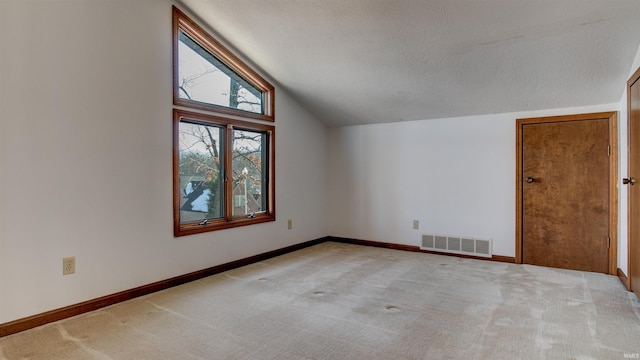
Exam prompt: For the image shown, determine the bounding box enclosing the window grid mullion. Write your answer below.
[224,124,234,222]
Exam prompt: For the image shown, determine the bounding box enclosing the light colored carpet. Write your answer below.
[1,242,639,359]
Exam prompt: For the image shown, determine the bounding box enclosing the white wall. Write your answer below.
[328,104,618,258]
[0,0,327,324]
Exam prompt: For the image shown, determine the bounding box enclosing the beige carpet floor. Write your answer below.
[1,242,640,359]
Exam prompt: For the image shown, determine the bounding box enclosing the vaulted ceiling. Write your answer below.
[179,0,640,127]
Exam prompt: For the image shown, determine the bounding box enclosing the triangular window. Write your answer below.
[173,8,274,121]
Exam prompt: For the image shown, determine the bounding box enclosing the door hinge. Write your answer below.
[607,145,610,156]
[607,237,610,248]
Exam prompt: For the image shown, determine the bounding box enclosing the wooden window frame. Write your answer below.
[172,6,276,236]
[172,6,275,122]
[173,109,276,237]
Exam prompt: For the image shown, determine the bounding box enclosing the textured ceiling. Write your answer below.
[179,0,640,127]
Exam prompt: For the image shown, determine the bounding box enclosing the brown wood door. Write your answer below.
[628,68,640,298]
[520,118,610,273]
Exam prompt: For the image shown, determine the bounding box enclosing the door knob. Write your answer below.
[623,177,636,185]
[526,177,535,183]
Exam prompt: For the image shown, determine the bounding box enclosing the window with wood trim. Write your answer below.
[173,6,274,122]
[172,7,275,236]
[174,110,275,236]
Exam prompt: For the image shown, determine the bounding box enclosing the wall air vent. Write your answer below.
[421,233,492,258]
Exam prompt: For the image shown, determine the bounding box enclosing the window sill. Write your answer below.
[174,214,275,237]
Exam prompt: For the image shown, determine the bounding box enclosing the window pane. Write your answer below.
[179,121,224,223]
[232,129,267,217]
[178,30,263,114]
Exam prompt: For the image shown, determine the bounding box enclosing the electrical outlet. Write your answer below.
[63,256,75,275]
[287,219,292,230]
[413,220,419,230]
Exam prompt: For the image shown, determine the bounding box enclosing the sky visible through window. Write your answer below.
[178,34,262,114]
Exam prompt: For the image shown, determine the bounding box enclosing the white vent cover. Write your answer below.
[421,234,492,258]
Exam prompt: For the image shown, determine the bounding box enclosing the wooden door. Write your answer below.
[627,68,640,298]
[516,113,617,274]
